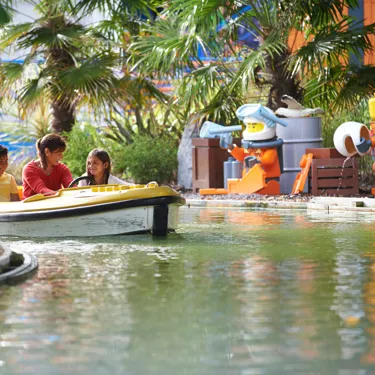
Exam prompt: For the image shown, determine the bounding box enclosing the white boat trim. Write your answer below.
[0,203,180,238]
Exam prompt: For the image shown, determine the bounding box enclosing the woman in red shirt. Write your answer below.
[22,134,73,198]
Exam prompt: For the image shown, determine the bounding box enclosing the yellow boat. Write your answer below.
[0,182,185,237]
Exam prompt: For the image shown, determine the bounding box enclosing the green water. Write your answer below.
[1,206,375,374]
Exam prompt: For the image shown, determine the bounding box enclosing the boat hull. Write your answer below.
[0,203,180,237]
[0,185,185,237]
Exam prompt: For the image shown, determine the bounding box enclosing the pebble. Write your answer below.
[181,191,373,202]
[181,192,313,202]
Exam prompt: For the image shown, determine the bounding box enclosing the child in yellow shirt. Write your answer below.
[0,145,20,202]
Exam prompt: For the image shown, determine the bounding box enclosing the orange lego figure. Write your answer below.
[230,144,280,178]
[225,104,287,195]
[199,104,288,195]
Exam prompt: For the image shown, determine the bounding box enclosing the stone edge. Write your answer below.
[185,198,375,213]
[185,199,307,210]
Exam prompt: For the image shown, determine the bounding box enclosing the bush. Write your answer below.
[62,124,107,177]
[322,99,371,148]
[321,100,374,186]
[122,135,178,184]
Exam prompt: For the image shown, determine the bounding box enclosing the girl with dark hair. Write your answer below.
[22,134,73,198]
[78,149,132,186]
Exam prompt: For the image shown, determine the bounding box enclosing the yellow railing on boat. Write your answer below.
[4,184,184,214]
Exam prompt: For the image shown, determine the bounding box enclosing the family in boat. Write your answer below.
[0,133,133,202]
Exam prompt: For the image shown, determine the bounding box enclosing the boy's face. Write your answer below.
[0,155,8,177]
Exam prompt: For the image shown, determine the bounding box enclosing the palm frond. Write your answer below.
[293,18,375,73]
[57,54,119,102]
[16,23,87,51]
[296,0,359,27]
[168,0,231,34]
[130,14,225,76]
[0,62,25,84]
[36,0,76,15]
[335,65,375,110]
[0,1,13,26]
[74,0,161,17]
[0,22,33,50]
[18,75,51,108]
[177,63,233,106]
[304,64,375,111]
[230,34,285,91]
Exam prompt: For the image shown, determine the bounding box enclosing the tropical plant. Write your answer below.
[103,95,183,147]
[0,0,13,26]
[0,0,131,133]
[26,97,52,138]
[129,0,375,120]
[74,0,185,137]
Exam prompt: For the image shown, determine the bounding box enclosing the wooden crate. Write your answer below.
[192,138,241,193]
[308,157,359,196]
[305,147,344,159]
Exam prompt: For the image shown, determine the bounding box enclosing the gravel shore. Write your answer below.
[181,191,314,202]
[180,187,375,203]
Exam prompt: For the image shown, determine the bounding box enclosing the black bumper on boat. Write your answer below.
[0,196,186,222]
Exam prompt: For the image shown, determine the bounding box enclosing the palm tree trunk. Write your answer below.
[51,99,76,133]
[264,49,302,111]
[47,16,77,133]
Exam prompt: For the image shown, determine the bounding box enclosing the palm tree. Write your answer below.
[72,0,183,141]
[129,0,375,116]
[0,0,13,26]
[0,0,128,133]
[126,0,375,188]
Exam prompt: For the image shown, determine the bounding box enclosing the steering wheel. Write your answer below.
[68,175,96,188]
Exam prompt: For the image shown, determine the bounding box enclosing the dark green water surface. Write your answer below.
[1,206,375,375]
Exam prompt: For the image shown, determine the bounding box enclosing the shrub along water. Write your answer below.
[62,124,107,178]
[321,100,374,190]
[122,135,178,184]
[63,125,178,185]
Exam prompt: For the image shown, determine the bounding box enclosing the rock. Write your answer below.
[177,120,198,189]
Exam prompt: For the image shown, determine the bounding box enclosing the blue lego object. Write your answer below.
[356,137,372,153]
[236,104,288,128]
[199,121,242,139]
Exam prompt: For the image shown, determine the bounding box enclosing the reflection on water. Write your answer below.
[1,206,375,374]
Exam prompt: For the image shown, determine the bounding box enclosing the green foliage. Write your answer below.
[103,98,184,149]
[27,97,52,138]
[0,1,13,26]
[62,124,106,177]
[321,99,374,185]
[130,0,375,115]
[122,135,178,184]
[322,99,371,148]
[0,2,130,133]
[62,122,130,179]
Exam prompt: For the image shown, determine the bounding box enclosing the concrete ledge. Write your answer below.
[307,197,375,213]
[186,196,375,214]
[186,199,308,210]
[310,197,375,207]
